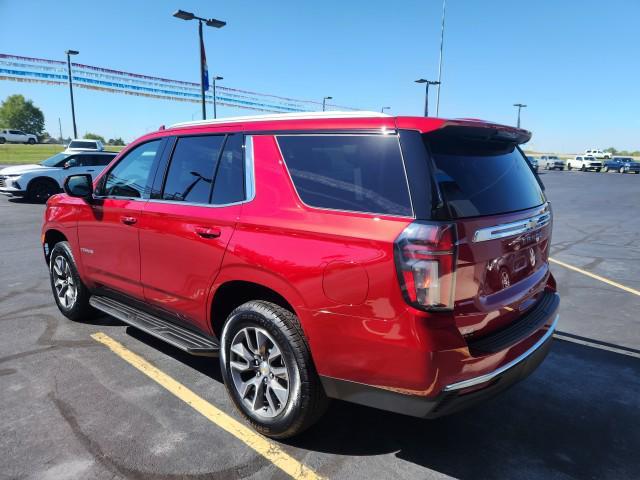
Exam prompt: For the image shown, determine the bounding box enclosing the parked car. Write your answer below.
[64,139,105,153]
[567,155,602,172]
[602,156,640,174]
[42,112,559,438]
[526,156,539,172]
[0,128,38,144]
[584,148,611,159]
[540,155,564,170]
[0,151,116,202]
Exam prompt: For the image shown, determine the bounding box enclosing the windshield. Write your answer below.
[68,140,97,149]
[40,152,70,167]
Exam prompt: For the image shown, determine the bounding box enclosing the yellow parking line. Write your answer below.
[91,332,323,480]
[549,257,640,297]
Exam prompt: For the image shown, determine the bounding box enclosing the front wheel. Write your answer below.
[27,179,58,203]
[49,242,95,321]
[596,168,601,172]
[28,138,36,144]
[567,163,572,170]
[220,301,328,439]
[0,137,6,144]
[619,167,625,174]
[603,166,609,172]
[581,165,586,172]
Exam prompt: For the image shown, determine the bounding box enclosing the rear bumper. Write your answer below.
[321,311,558,419]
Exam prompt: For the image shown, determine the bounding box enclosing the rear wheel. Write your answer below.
[220,300,328,439]
[49,242,95,321]
[0,137,5,144]
[27,179,58,203]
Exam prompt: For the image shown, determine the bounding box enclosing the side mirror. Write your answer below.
[64,174,93,200]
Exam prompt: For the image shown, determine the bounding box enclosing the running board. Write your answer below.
[90,295,220,356]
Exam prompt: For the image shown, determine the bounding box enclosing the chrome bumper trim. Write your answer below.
[443,314,559,392]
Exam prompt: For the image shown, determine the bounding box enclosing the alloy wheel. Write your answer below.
[52,255,77,309]
[229,326,290,419]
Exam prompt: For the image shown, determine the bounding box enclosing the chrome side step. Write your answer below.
[90,295,219,356]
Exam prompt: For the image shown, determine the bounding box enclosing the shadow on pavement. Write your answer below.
[123,327,640,479]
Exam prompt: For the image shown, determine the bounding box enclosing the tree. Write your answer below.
[107,137,125,146]
[0,94,45,136]
[604,147,618,155]
[83,132,106,143]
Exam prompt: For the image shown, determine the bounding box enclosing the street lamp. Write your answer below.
[173,9,226,120]
[381,106,391,113]
[513,103,527,128]
[435,0,447,116]
[415,79,440,117]
[65,50,79,138]
[322,96,332,112]
[212,75,223,119]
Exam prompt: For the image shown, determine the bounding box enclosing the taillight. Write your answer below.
[394,222,457,311]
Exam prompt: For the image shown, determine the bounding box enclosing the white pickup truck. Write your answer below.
[584,149,611,159]
[567,155,602,172]
[0,129,38,144]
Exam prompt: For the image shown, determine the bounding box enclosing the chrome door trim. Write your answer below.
[472,211,551,243]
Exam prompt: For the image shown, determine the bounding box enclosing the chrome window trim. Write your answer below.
[443,313,559,392]
[472,210,551,243]
[273,133,416,220]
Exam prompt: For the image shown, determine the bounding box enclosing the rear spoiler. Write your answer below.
[395,117,532,145]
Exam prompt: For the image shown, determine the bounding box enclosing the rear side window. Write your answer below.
[426,133,545,218]
[212,134,245,205]
[277,135,413,217]
[162,135,225,203]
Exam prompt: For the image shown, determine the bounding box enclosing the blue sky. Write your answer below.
[1,0,638,152]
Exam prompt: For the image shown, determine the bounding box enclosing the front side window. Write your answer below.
[41,152,70,167]
[276,135,413,217]
[162,135,225,203]
[101,140,162,198]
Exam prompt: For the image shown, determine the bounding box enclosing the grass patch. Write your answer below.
[0,144,125,165]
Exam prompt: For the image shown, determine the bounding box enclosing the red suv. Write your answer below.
[42,112,559,438]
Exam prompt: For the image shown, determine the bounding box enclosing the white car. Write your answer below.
[0,150,117,202]
[0,129,38,144]
[567,155,602,172]
[540,155,565,170]
[584,149,611,159]
[64,138,105,153]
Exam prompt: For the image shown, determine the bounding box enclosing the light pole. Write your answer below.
[415,79,440,117]
[173,10,226,120]
[322,96,332,112]
[381,106,390,113]
[212,75,223,119]
[65,50,79,138]
[513,103,527,128]
[435,0,447,116]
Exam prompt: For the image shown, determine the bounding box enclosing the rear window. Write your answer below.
[426,134,545,219]
[276,135,413,217]
[68,141,97,149]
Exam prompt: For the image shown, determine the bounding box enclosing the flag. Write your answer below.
[200,29,209,91]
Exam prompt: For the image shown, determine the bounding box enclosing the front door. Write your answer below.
[140,134,246,330]
[77,139,164,300]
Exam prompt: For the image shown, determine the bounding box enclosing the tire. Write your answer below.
[49,241,95,321]
[596,168,601,172]
[220,300,328,439]
[567,163,572,171]
[28,138,36,144]
[635,171,639,174]
[581,165,586,172]
[619,167,625,174]
[603,166,609,173]
[27,178,58,203]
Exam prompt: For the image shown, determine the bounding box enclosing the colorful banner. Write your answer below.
[0,53,358,113]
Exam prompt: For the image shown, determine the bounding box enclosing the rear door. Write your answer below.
[139,133,245,330]
[423,128,551,337]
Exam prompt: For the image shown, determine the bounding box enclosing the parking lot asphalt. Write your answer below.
[1,169,639,480]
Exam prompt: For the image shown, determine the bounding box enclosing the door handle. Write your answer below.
[120,216,137,225]
[194,226,221,239]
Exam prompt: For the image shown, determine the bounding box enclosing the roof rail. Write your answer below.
[169,111,391,129]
